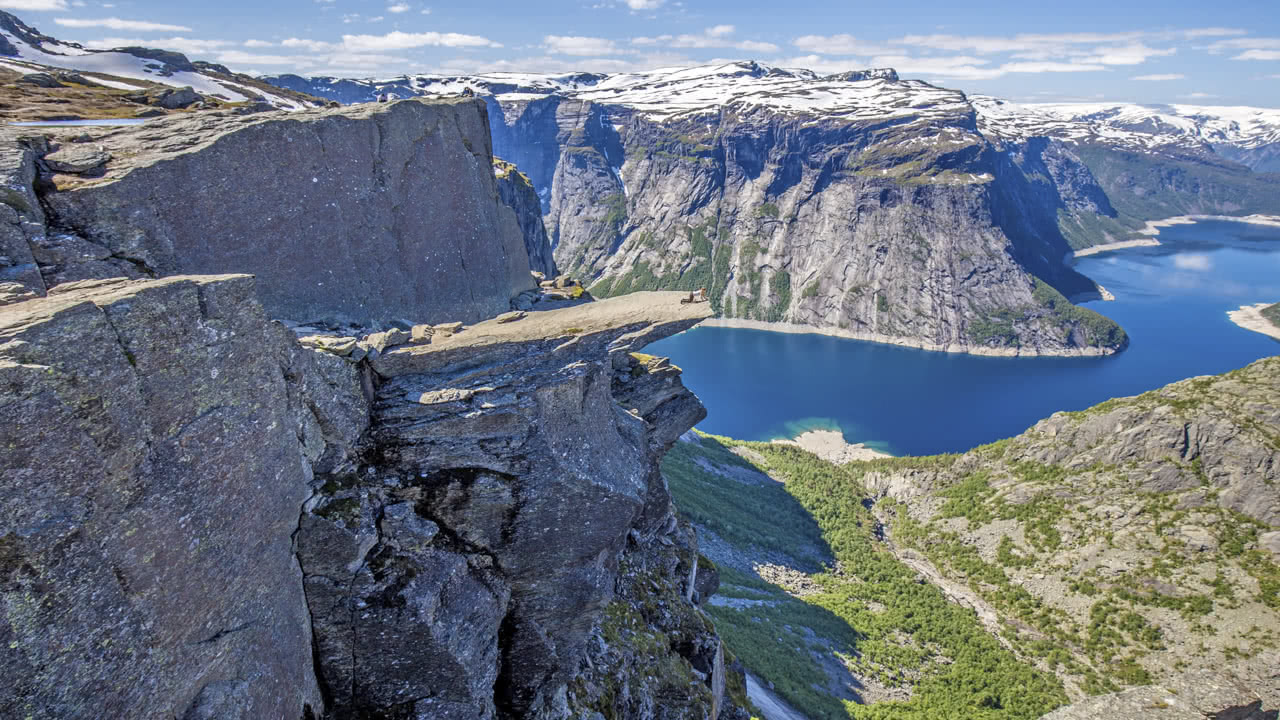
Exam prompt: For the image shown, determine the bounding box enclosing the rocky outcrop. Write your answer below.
[1,275,733,719]
[0,275,324,720]
[296,292,719,719]
[5,97,534,325]
[1040,664,1280,720]
[495,156,557,277]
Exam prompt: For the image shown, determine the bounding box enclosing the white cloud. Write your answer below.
[1234,49,1280,61]
[1077,43,1175,66]
[282,37,338,52]
[387,3,409,12]
[1132,73,1185,81]
[0,0,68,10]
[341,30,502,51]
[244,39,274,48]
[1202,37,1280,54]
[53,16,192,32]
[544,35,621,56]
[633,26,778,54]
[1179,92,1218,98]
[793,34,890,56]
[625,0,664,9]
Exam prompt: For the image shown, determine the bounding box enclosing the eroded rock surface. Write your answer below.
[0,275,323,720]
[3,97,534,325]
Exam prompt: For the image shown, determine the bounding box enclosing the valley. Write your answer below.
[0,6,1277,720]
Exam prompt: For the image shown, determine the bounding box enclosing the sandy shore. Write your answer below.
[772,429,893,463]
[1139,213,1280,236]
[1227,303,1280,342]
[699,318,1118,357]
[1072,214,1280,259]
[1073,238,1161,258]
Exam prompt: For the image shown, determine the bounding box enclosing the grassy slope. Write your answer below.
[665,438,1069,720]
[1262,302,1280,331]
[665,358,1280,720]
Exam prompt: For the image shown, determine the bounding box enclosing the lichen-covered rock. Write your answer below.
[0,275,322,720]
[26,97,534,325]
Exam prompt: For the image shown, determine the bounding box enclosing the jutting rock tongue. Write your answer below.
[31,98,534,326]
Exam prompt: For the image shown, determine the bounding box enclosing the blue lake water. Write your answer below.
[648,220,1280,457]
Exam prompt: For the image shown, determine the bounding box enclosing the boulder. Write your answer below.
[156,87,201,109]
[16,72,63,88]
[43,145,111,174]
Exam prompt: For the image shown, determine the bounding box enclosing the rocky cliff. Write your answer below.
[0,89,745,719]
[0,271,742,719]
[269,63,1280,357]
[495,156,557,278]
[1,97,535,326]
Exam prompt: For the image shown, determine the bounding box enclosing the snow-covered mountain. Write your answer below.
[269,61,1280,168]
[0,11,312,111]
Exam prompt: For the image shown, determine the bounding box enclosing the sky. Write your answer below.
[6,0,1280,105]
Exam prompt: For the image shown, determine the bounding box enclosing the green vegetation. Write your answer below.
[968,309,1021,347]
[1073,145,1280,224]
[1262,302,1280,331]
[1031,278,1127,348]
[755,203,781,219]
[664,435,1069,720]
[876,293,889,314]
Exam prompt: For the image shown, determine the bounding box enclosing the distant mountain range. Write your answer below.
[268,62,1280,356]
[5,6,1276,356]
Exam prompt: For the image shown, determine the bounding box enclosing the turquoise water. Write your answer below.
[648,220,1280,457]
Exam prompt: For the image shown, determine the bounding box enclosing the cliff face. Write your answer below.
[495,156,557,278]
[0,273,730,720]
[0,95,740,720]
[2,98,534,325]
[0,275,324,720]
[473,76,1128,356]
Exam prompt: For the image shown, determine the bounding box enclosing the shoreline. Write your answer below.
[1072,238,1160,258]
[1227,303,1280,342]
[1072,214,1280,259]
[699,318,1118,358]
[771,429,893,463]
[1138,213,1280,236]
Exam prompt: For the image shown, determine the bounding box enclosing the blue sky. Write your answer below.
[7,0,1280,105]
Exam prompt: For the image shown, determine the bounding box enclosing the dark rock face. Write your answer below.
[25,98,533,326]
[0,275,322,720]
[495,157,557,277]
[0,139,48,304]
[296,292,717,719]
[109,46,196,72]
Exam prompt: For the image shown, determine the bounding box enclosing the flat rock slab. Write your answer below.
[373,291,713,377]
